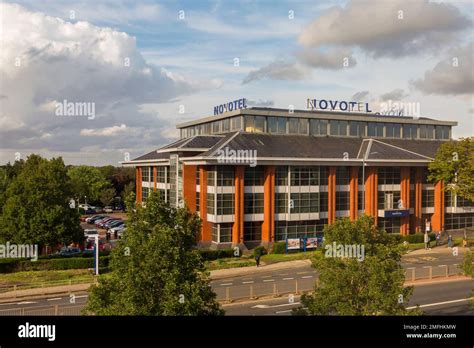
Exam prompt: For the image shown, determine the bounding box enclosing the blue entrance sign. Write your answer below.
[384,209,410,218]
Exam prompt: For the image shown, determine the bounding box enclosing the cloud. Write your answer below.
[242,60,308,84]
[298,0,471,57]
[297,47,356,69]
[351,91,370,101]
[411,44,474,96]
[246,99,275,107]
[0,3,213,164]
[379,89,408,101]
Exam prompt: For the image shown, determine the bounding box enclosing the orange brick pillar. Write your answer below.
[400,167,410,235]
[233,166,245,246]
[136,167,142,203]
[199,167,211,242]
[411,167,423,233]
[262,166,275,244]
[153,167,157,192]
[183,165,197,212]
[432,181,445,232]
[328,167,336,224]
[364,167,378,225]
[349,166,359,221]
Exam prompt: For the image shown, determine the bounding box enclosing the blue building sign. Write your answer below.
[214,98,247,115]
[384,209,410,218]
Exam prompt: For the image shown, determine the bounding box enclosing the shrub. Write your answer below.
[0,256,110,273]
[198,248,235,261]
[253,246,267,257]
[272,241,286,254]
[403,233,436,244]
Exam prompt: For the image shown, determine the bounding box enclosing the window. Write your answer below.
[211,223,233,243]
[386,123,401,138]
[244,167,264,186]
[290,166,320,186]
[141,167,151,182]
[203,123,211,135]
[319,167,328,185]
[456,196,474,207]
[310,119,328,136]
[157,167,166,184]
[275,220,327,241]
[207,169,215,186]
[244,222,262,241]
[207,193,215,214]
[329,120,348,136]
[358,191,364,211]
[349,121,366,137]
[245,116,265,133]
[290,192,319,213]
[244,193,264,214]
[403,124,417,139]
[268,117,286,134]
[445,213,474,230]
[231,116,242,131]
[378,167,401,185]
[196,166,200,185]
[320,192,328,212]
[378,217,401,233]
[142,187,150,200]
[287,118,308,135]
[336,192,350,211]
[422,189,434,208]
[368,122,384,137]
[196,191,200,213]
[275,193,288,213]
[435,126,450,140]
[420,125,434,139]
[217,167,234,186]
[217,193,234,215]
[222,118,230,132]
[336,167,350,186]
[158,189,166,202]
[212,121,221,133]
[275,166,288,186]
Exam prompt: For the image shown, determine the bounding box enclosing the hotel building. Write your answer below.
[122,107,474,249]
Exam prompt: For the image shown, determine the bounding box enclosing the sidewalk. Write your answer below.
[405,246,470,256]
[0,283,91,303]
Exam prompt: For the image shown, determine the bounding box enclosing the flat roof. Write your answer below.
[176,107,458,129]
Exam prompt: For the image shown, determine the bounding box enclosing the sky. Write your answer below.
[0,0,473,165]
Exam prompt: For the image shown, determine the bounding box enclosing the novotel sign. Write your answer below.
[307,98,372,113]
[214,98,247,116]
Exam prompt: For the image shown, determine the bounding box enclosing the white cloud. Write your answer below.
[380,88,408,101]
[297,47,356,69]
[80,124,130,137]
[242,60,308,84]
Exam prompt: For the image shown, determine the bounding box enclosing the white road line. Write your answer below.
[275,309,292,314]
[282,277,294,281]
[263,279,275,282]
[252,302,301,309]
[16,301,36,305]
[301,275,313,279]
[242,281,254,284]
[220,283,233,286]
[261,275,272,278]
[407,298,472,309]
[47,298,62,301]
[75,295,88,299]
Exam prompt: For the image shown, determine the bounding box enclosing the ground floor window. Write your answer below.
[378,217,401,234]
[142,187,150,201]
[274,219,327,241]
[244,222,262,241]
[445,213,474,230]
[212,223,233,243]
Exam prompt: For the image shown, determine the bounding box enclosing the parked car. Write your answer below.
[51,247,82,258]
[104,206,114,213]
[94,217,114,227]
[97,217,119,228]
[110,224,125,234]
[84,208,96,214]
[79,204,95,211]
[104,219,123,229]
[86,215,107,224]
[83,228,98,238]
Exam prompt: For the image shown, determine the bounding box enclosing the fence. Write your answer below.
[0,304,84,316]
[0,278,96,298]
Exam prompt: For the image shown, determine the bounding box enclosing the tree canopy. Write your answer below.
[84,191,223,315]
[67,165,111,204]
[293,216,419,316]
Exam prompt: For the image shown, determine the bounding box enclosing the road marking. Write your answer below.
[407,298,473,309]
[301,275,313,279]
[242,281,254,284]
[251,302,301,309]
[283,277,294,281]
[261,275,272,278]
[16,301,36,305]
[263,279,275,282]
[220,283,233,286]
[47,298,62,301]
[75,295,88,299]
[296,272,308,275]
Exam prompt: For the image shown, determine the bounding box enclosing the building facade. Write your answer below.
[122,107,474,249]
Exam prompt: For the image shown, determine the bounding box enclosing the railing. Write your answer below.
[0,278,96,295]
[0,304,84,316]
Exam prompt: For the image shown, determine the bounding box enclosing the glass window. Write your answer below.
[203,123,211,135]
[288,118,299,134]
[212,121,220,133]
[368,122,384,137]
[336,167,350,185]
[435,126,450,140]
[207,193,215,214]
[310,119,328,136]
[336,191,350,211]
[275,166,288,186]
[157,167,166,184]
[231,116,242,131]
[244,193,264,214]
[217,193,234,215]
[290,166,320,186]
[290,192,319,213]
[329,120,348,136]
[217,167,234,186]
[349,121,366,137]
[244,167,264,186]
[268,117,286,134]
[255,116,265,133]
[141,167,151,182]
[299,118,308,134]
[245,116,265,133]
[403,124,417,139]
[244,222,262,241]
[420,125,434,139]
[378,167,401,185]
[275,193,288,213]
[244,116,255,132]
[386,123,401,138]
[222,118,230,132]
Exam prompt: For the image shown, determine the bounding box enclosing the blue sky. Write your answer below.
[1,0,473,165]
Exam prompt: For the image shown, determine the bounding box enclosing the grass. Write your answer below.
[0,269,95,288]
[405,237,471,251]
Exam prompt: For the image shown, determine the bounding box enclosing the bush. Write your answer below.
[0,256,110,273]
[198,248,236,261]
[253,246,267,257]
[272,241,286,254]
[403,233,436,244]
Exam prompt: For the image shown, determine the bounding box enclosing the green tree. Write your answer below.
[293,216,420,316]
[121,181,135,201]
[100,187,116,207]
[428,137,474,201]
[83,191,223,315]
[0,155,83,248]
[68,165,111,204]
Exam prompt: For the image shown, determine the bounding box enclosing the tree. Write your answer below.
[100,187,116,207]
[0,155,83,248]
[67,165,111,204]
[428,137,474,201]
[121,181,135,201]
[83,191,223,315]
[293,216,420,316]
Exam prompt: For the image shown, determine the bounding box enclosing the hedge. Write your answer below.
[253,246,267,257]
[198,248,236,261]
[403,233,436,244]
[0,256,110,273]
[272,241,286,254]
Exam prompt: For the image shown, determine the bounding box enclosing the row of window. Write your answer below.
[181,116,451,140]
[274,220,327,241]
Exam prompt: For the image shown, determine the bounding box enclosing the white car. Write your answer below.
[79,204,96,211]
[83,229,98,237]
[103,206,114,213]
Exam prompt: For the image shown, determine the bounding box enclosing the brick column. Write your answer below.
[153,167,157,192]
[432,181,445,232]
[328,167,336,224]
[364,166,378,225]
[136,167,142,203]
[349,166,359,221]
[262,166,275,244]
[411,167,423,233]
[400,167,410,235]
[233,166,245,246]
[183,165,197,213]
[199,167,211,242]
